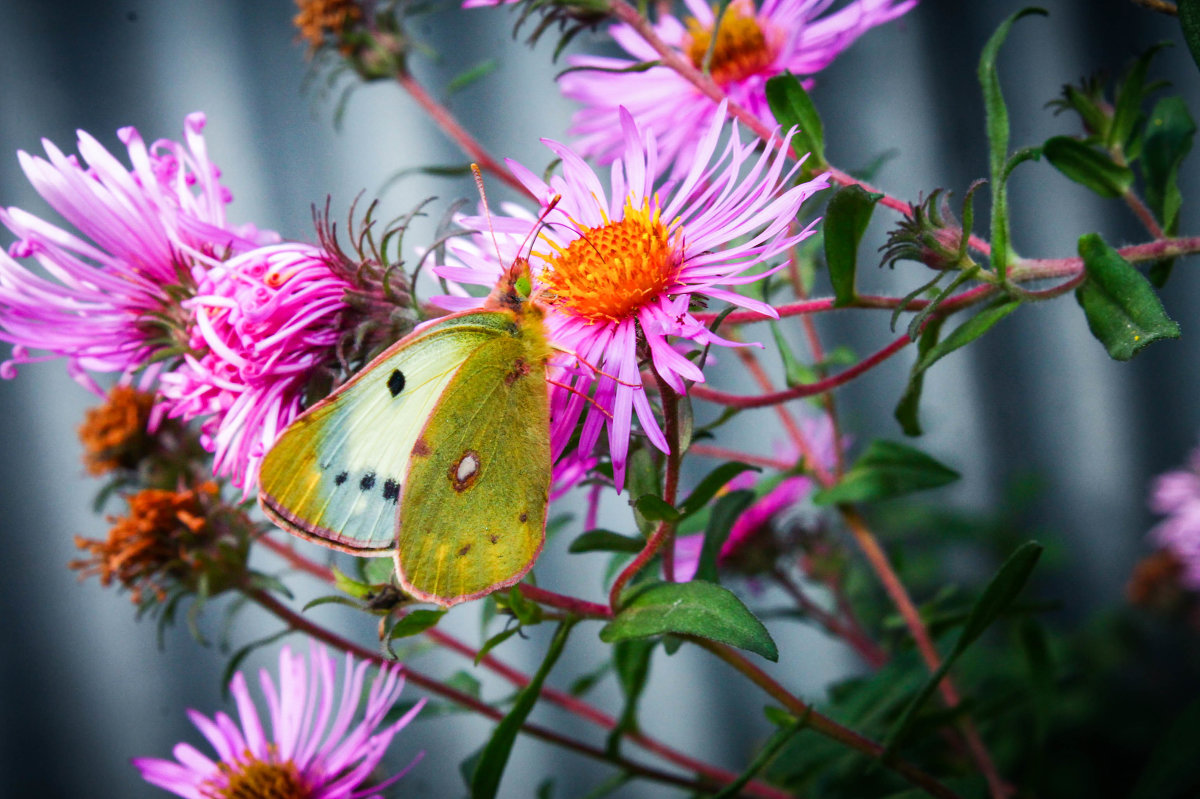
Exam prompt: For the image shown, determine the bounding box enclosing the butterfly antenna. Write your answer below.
[550,347,641,388]
[547,378,615,420]
[471,164,507,269]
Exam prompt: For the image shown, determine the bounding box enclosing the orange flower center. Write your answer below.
[204,755,311,799]
[540,198,680,323]
[685,2,778,86]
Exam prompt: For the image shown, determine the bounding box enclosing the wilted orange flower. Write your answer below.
[77,385,155,476]
[294,0,363,54]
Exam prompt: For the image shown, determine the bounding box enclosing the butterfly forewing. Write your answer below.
[395,314,552,606]
[259,313,512,553]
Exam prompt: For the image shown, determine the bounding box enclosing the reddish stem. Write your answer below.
[689,443,792,471]
[520,584,611,618]
[691,334,911,408]
[394,72,530,198]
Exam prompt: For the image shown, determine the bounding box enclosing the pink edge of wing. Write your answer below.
[393,535,545,608]
[259,493,397,556]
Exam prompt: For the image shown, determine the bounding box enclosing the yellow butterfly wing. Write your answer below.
[395,310,552,606]
[259,312,518,554]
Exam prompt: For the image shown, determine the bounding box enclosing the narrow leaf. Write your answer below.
[813,440,959,506]
[1109,44,1168,151]
[885,542,1043,753]
[697,490,756,583]
[475,627,520,664]
[602,580,778,661]
[979,7,1048,276]
[679,462,760,517]
[388,609,447,640]
[824,185,882,307]
[1143,97,1196,231]
[606,639,656,754]
[1043,136,1134,197]
[1129,694,1200,799]
[894,316,945,436]
[1075,232,1180,360]
[634,494,682,522]
[765,73,826,167]
[711,711,809,799]
[471,619,576,799]
[770,321,810,388]
[569,529,646,554]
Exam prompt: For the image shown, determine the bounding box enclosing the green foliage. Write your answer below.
[1179,0,1200,73]
[765,72,827,169]
[601,580,779,661]
[470,619,576,799]
[1043,136,1134,197]
[695,490,755,584]
[1075,233,1180,360]
[569,529,646,554]
[978,7,1048,278]
[813,440,959,505]
[824,185,882,306]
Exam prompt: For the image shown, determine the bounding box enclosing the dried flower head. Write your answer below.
[70,482,249,605]
[295,0,365,54]
[78,386,157,476]
[1127,549,1188,612]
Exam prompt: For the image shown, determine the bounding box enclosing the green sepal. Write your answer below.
[1075,232,1180,360]
[824,185,882,307]
[602,580,779,661]
[813,440,959,506]
[1042,136,1133,197]
[765,72,826,168]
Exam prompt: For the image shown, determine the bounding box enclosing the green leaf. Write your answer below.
[894,316,945,437]
[447,59,498,94]
[1110,44,1168,152]
[823,185,882,307]
[360,556,395,585]
[678,461,760,518]
[770,321,809,388]
[634,494,682,522]
[331,565,373,600]
[388,609,446,640]
[1143,97,1196,232]
[1130,694,1200,799]
[606,638,656,754]
[711,710,809,799]
[471,619,576,799]
[813,440,959,506]
[696,490,756,584]
[1043,136,1134,197]
[1179,0,1200,74]
[765,73,826,167]
[884,541,1043,753]
[569,529,646,554]
[602,580,778,661]
[1075,232,1180,360]
[475,627,520,664]
[978,7,1047,277]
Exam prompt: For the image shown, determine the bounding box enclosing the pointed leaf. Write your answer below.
[1179,0,1200,74]
[679,461,760,517]
[1075,233,1180,360]
[471,619,576,799]
[602,580,778,661]
[696,490,756,583]
[813,440,959,506]
[388,609,447,640]
[1043,136,1134,197]
[824,185,882,306]
[765,73,826,167]
[1143,97,1196,231]
[634,494,682,522]
[894,317,945,436]
[569,529,646,554]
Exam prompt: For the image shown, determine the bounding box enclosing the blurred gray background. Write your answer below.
[0,1,1195,796]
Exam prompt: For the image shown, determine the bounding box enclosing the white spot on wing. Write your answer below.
[457,453,480,483]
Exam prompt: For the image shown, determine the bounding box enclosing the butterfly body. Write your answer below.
[260,269,552,607]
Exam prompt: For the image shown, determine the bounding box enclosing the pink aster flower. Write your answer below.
[1148,445,1200,591]
[439,103,828,487]
[134,644,424,799]
[674,413,838,581]
[0,112,277,393]
[157,243,352,493]
[560,0,917,169]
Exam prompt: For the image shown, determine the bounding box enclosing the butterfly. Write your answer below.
[258,260,553,607]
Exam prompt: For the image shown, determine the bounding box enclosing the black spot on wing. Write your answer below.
[457,544,472,557]
[334,471,348,486]
[360,472,376,491]
[383,479,400,503]
[388,369,405,397]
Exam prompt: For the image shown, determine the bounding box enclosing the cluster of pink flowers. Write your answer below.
[0,115,351,491]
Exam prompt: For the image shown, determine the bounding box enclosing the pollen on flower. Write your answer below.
[205,754,312,799]
[293,0,363,54]
[540,198,680,323]
[77,386,156,476]
[70,482,221,605]
[684,1,780,86]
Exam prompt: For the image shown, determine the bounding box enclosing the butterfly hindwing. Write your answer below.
[259,313,514,553]
[395,314,551,605]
